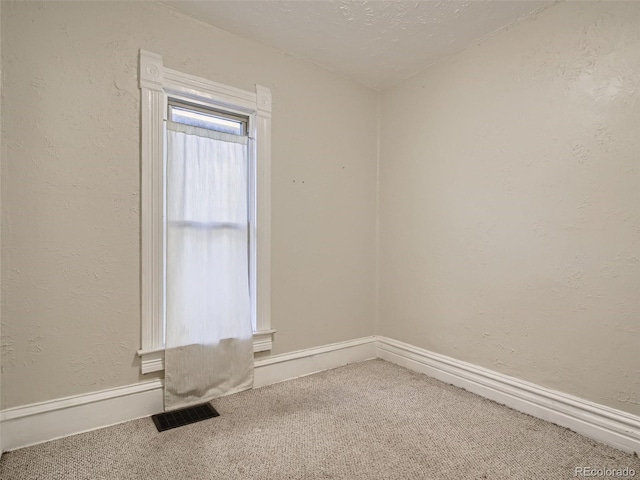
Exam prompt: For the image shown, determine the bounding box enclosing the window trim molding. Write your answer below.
[137,49,273,374]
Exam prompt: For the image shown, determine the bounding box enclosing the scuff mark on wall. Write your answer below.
[27,325,44,360]
[0,327,15,372]
[606,394,640,407]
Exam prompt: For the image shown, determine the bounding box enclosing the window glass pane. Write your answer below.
[170,106,245,135]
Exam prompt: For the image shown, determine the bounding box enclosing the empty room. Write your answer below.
[0,1,639,478]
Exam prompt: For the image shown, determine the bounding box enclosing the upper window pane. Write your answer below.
[169,104,246,136]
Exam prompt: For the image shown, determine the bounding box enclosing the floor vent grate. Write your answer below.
[152,403,220,432]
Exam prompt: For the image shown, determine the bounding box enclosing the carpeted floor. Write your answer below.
[1,359,638,479]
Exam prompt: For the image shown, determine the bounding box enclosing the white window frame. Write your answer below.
[137,50,274,374]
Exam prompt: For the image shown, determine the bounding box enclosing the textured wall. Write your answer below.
[3,0,639,419]
[0,1,378,408]
[379,1,640,415]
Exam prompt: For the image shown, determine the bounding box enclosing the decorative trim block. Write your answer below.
[253,329,276,353]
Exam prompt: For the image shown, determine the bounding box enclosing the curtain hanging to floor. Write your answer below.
[164,121,254,411]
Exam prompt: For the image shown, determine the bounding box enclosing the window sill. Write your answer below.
[137,330,276,375]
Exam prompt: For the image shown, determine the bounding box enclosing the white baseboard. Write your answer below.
[253,336,378,388]
[0,380,163,452]
[2,336,638,456]
[376,336,640,456]
[0,336,377,452]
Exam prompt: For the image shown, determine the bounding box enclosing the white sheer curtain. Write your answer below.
[164,121,254,411]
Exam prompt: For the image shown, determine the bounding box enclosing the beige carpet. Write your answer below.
[1,359,638,479]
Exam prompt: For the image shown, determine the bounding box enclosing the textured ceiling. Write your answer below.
[163,1,556,90]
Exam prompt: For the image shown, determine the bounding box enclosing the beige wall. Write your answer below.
[2,0,639,420]
[0,1,378,408]
[379,1,640,416]
[0,0,3,455]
